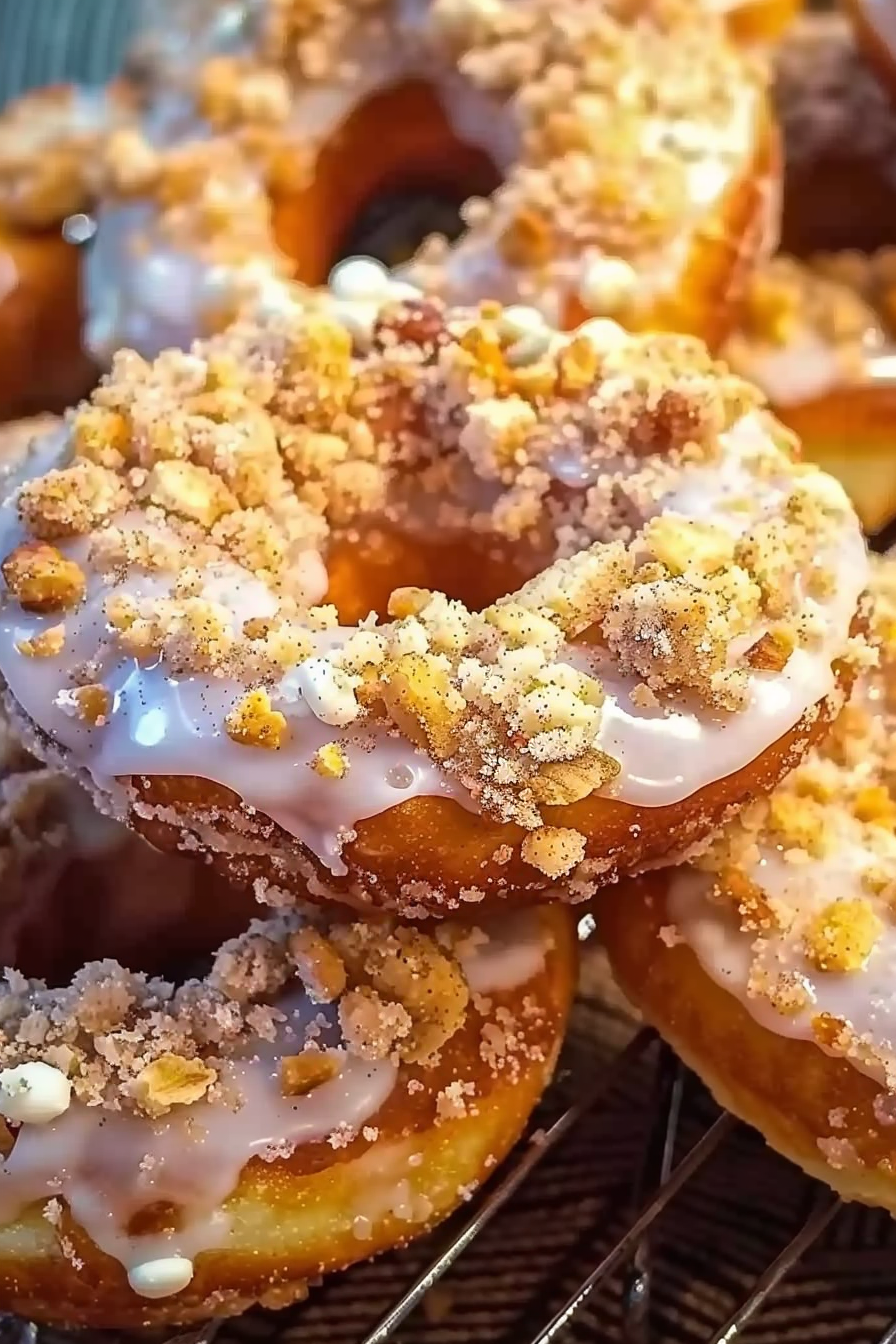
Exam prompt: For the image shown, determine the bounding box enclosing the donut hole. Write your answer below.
[324,524,541,622]
[271,80,501,286]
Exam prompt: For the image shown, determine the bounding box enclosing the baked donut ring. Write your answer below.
[0,300,867,916]
[0,85,133,422]
[0,893,573,1327]
[598,555,896,1210]
[723,252,896,534]
[86,0,776,362]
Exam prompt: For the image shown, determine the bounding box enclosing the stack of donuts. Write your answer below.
[0,0,892,1331]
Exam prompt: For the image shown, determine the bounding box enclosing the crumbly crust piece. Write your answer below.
[0,298,862,864]
[99,0,763,318]
[0,86,133,228]
[0,903,548,1118]
[693,558,896,1060]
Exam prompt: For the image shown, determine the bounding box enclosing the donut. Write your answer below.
[0,296,868,915]
[85,0,777,364]
[597,554,896,1211]
[0,737,574,1327]
[722,252,896,534]
[0,85,133,422]
[723,0,801,46]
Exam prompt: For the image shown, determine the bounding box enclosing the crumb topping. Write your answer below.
[97,0,762,321]
[689,557,896,1074]
[723,252,890,395]
[0,300,864,859]
[0,85,132,228]
[0,903,545,1116]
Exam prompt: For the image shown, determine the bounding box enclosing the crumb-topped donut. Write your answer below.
[0,84,132,422]
[0,889,573,1327]
[0,300,868,916]
[86,0,777,363]
[723,252,896,534]
[597,555,896,1211]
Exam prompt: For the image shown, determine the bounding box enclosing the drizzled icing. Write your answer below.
[0,908,548,1295]
[0,404,868,873]
[85,0,764,361]
[669,847,896,1083]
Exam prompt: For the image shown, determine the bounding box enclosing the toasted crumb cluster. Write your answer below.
[692,557,896,1067]
[0,86,132,228]
[1,299,861,861]
[0,903,543,1118]
[723,254,887,389]
[97,0,761,320]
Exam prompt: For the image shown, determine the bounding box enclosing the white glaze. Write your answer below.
[669,843,896,1084]
[0,990,396,1282]
[0,523,474,876]
[85,0,760,359]
[0,908,547,1293]
[567,413,868,806]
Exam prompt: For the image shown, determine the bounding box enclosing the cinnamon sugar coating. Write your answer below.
[0,901,557,1119]
[0,298,863,880]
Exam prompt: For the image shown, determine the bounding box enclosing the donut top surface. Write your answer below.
[723,251,896,407]
[88,0,766,354]
[0,893,556,1291]
[0,300,868,882]
[671,555,896,1087]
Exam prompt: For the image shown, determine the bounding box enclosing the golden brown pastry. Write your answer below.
[0,297,867,915]
[599,555,896,1213]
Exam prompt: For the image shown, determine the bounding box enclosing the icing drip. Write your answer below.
[0,526,474,876]
[669,848,896,1083]
[0,910,547,1294]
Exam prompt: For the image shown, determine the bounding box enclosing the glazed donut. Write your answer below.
[722,0,800,46]
[86,0,777,363]
[597,554,896,1211]
[0,813,574,1327]
[0,296,868,915]
[723,252,896,534]
[0,85,132,421]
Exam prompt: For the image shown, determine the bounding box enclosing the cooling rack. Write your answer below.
[0,5,894,1342]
